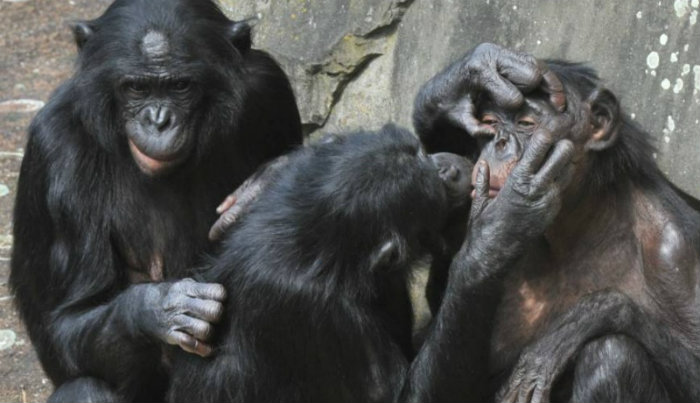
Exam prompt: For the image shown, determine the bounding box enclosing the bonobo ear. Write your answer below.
[229,19,254,52]
[585,88,621,151]
[369,240,401,272]
[69,20,94,51]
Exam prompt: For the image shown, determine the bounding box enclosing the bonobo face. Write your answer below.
[71,0,253,177]
[121,31,200,176]
[471,96,577,198]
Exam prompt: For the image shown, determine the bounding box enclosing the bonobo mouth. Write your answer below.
[128,139,187,176]
[470,162,510,199]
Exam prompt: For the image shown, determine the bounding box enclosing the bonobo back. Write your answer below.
[169,125,472,403]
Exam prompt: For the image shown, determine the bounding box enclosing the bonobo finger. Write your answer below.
[209,181,265,241]
[185,281,227,301]
[496,51,542,93]
[447,96,496,137]
[209,206,241,241]
[512,129,554,177]
[530,384,548,403]
[171,331,214,357]
[186,298,224,323]
[479,67,524,109]
[540,66,566,112]
[470,160,490,214]
[216,194,237,214]
[532,139,574,190]
[501,387,518,403]
[176,316,214,342]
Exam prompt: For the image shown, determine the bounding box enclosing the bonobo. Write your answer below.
[168,124,573,403]
[492,62,700,403]
[415,49,700,402]
[10,0,301,401]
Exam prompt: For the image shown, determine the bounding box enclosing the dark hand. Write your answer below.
[209,155,290,241]
[414,43,565,139]
[139,278,226,357]
[462,130,573,278]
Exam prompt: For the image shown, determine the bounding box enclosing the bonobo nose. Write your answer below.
[145,106,172,132]
[431,152,472,185]
[439,164,459,182]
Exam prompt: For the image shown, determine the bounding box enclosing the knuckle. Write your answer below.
[213,284,227,298]
[210,304,224,320]
[197,323,212,339]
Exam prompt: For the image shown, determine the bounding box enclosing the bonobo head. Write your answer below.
[292,125,473,273]
[69,0,253,176]
[472,61,622,197]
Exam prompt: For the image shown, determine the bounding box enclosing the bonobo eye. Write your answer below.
[517,116,537,129]
[124,81,149,96]
[171,80,191,93]
[480,113,499,127]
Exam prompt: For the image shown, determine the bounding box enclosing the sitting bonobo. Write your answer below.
[417,58,700,402]
[168,122,574,403]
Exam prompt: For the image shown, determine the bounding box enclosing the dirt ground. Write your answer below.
[0,1,111,401]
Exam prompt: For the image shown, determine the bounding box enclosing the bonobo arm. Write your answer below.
[399,129,574,402]
[413,43,565,156]
[209,154,290,240]
[11,141,225,391]
[498,290,700,403]
[210,133,346,241]
[49,278,225,385]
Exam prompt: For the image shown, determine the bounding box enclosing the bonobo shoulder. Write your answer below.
[633,191,699,292]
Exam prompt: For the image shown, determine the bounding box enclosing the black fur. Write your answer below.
[10,0,301,401]
[168,126,463,403]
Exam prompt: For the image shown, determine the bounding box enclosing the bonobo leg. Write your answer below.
[48,377,122,403]
[572,335,670,403]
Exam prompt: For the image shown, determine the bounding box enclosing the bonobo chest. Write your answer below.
[489,237,644,372]
[112,183,214,283]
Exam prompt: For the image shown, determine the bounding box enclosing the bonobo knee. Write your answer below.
[48,377,121,403]
[573,335,669,403]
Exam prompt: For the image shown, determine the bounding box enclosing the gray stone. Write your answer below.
[0,329,17,351]
[220,0,700,196]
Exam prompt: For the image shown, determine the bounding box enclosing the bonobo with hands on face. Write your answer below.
[10,0,302,402]
[415,45,700,403]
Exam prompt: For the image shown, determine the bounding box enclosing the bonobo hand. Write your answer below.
[209,155,290,241]
[138,278,226,357]
[414,43,565,138]
[462,129,574,279]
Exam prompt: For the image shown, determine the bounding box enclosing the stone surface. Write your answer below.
[222,0,700,197]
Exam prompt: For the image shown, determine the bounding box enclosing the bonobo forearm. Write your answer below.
[500,290,700,402]
[50,284,161,382]
[399,253,504,403]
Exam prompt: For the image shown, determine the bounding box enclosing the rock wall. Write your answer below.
[220,0,700,197]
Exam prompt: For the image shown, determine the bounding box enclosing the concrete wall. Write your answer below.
[220,0,700,197]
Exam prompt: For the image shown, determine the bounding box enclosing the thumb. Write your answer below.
[471,160,490,215]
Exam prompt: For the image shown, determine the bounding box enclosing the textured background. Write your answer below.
[1,0,698,401]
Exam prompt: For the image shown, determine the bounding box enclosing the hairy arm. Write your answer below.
[399,129,574,402]
[11,124,224,391]
[499,290,700,403]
